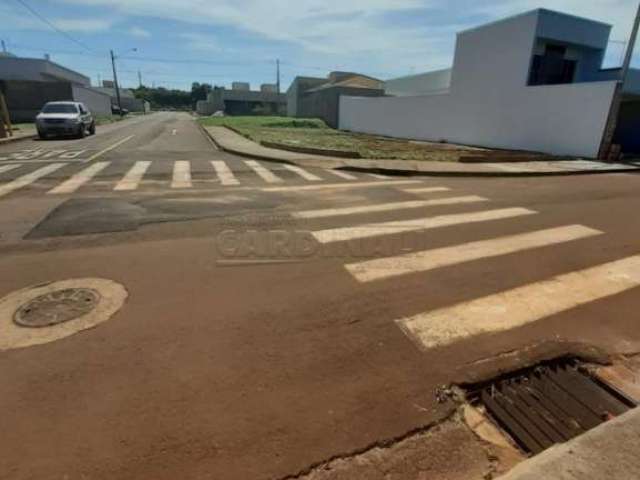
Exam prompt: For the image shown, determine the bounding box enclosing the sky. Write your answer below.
[1,0,639,91]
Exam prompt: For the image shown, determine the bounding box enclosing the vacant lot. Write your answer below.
[198,116,491,162]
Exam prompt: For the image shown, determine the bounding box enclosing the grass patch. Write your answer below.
[11,123,36,131]
[198,115,480,161]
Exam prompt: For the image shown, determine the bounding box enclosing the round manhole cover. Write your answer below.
[14,288,101,328]
[0,278,128,351]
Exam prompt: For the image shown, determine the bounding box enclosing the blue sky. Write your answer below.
[1,0,639,91]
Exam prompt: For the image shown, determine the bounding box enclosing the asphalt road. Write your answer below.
[1,112,640,479]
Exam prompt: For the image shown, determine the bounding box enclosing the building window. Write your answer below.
[529,43,577,86]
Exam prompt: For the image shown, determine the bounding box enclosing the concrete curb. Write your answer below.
[201,125,299,166]
[497,407,640,479]
[200,125,640,178]
[0,133,37,145]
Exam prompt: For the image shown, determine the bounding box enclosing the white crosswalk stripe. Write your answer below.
[0,163,66,198]
[171,160,192,188]
[346,225,603,282]
[48,161,111,194]
[114,161,152,191]
[402,187,452,194]
[397,254,640,350]
[263,180,421,193]
[282,164,322,181]
[0,164,22,175]
[211,160,240,185]
[293,196,488,219]
[245,160,283,183]
[312,207,536,243]
[326,169,357,180]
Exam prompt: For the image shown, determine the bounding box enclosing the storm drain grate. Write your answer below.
[468,359,637,455]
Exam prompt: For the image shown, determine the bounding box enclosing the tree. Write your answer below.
[190,82,212,108]
[132,85,192,110]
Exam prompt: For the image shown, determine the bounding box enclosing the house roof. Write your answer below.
[306,73,383,93]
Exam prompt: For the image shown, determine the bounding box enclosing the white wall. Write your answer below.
[341,81,616,157]
[72,85,112,116]
[340,10,618,158]
[385,69,451,96]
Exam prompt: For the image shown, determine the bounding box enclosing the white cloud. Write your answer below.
[0,5,114,34]
[178,32,221,53]
[51,0,640,77]
[55,0,426,53]
[52,18,113,33]
[129,26,151,38]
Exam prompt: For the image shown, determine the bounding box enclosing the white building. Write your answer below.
[340,9,640,158]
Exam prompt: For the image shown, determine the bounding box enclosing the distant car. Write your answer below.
[35,101,96,139]
[111,105,129,116]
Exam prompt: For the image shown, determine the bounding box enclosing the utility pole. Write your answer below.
[621,3,640,85]
[110,49,124,117]
[138,70,142,87]
[599,2,640,160]
[276,59,280,94]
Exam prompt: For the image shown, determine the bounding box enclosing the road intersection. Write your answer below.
[1,112,640,479]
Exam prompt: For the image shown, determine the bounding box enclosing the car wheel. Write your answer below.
[77,124,86,139]
[38,130,47,140]
[89,122,96,135]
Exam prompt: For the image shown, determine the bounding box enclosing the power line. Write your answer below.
[13,0,95,53]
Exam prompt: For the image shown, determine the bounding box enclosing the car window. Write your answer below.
[42,104,79,113]
[79,105,87,114]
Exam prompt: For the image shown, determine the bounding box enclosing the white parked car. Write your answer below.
[36,101,96,139]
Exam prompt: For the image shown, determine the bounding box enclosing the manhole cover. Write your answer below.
[0,278,128,351]
[14,288,101,328]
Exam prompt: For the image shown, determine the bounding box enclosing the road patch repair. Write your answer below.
[0,278,127,350]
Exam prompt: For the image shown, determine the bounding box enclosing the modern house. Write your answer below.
[0,55,112,122]
[196,83,286,116]
[340,9,640,158]
[287,72,384,128]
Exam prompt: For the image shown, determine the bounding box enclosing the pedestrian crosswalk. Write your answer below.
[311,207,535,243]
[285,183,639,353]
[114,161,152,191]
[48,161,110,194]
[398,255,640,350]
[244,160,283,184]
[292,196,488,220]
[0,159,415,198]
[345,224,602,282]
[171,160,192,189]
[283,164,322,181]
[0,163,66,198]
[211,160,240,186]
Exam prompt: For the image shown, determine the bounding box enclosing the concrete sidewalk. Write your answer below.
[0,127,37,145]
[499,407,640,479]
[204,126,640,177]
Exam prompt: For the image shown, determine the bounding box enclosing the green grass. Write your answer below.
[11,123,36,131]
[198,115,474,161]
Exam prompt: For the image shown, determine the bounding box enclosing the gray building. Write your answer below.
[93,81,147,113]
[0,55,112,122]
[196,83,286,116]
[286,72,384,128]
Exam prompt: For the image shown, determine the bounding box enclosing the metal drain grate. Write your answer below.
[470,360,637,455]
